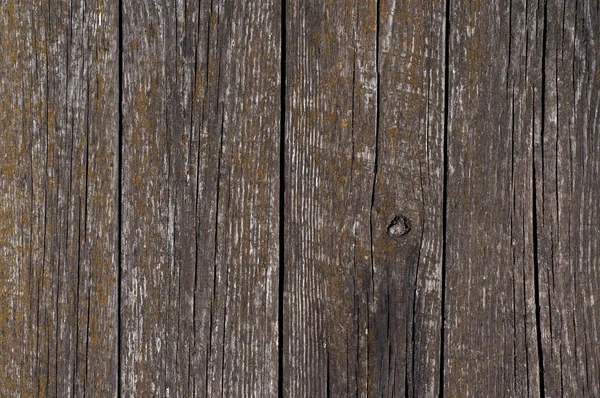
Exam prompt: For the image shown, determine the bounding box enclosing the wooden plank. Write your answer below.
[443,0,545,395]
[444,0,600,396]
[283,0,446,395]
[283,1,377,394]
[375,1,447,396]
[444,0,512,395]
[536,0,600,396]
[120,0,281,396]
[0,0,120,396]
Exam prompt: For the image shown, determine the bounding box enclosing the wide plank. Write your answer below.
[0,0,120,396]
[284,1,446,396]
[121,0,281,396]
[443,0,542,395]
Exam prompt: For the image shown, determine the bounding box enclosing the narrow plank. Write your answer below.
[284,1,377,395]
[443,0,544,395]
[284,0,445,395]
[374,1,446,396]
[121,0,280,396]
[0,0,120,396]
[536,0,600,395]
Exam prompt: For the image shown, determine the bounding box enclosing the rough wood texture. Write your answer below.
[1,0,119,396]
[536,1,600,396]
[2,0,600,397]
[121,0,280,396]
[283,0,445,396]
[444,0,541,395]
[443,1,600,396]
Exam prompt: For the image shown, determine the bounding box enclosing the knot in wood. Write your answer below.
[387,215,410,237]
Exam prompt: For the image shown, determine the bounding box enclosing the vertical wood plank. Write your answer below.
[121,0,280,396]
[536,0,600,395]
[444,0,543,395]
[375,1,446,396]
[284,1,446,396]
[0,0,120,395]
[284,1,377,395]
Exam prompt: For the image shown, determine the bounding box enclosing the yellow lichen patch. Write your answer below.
[131,83,150,189]
[96,72,106,112]
[466,33,483,96]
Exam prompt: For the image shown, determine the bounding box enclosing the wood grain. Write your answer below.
[121,0,280,396]
[283,0,445,396]
[535,1,600,396]
[444,0,541,395]
[2,0,600,396]
[0,0,119,395]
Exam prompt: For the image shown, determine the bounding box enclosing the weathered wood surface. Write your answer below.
[1,0,600,397]
[121,0,280,396]
[1,0,120,395]
[284,0,445,396]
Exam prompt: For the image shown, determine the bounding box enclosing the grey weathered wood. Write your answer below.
[284,0,445,396]
[443,0,543,396]
[0,0,120,396]
[2,0,600,396]
[535,1,600,396]
[375,1,447,395]
[121,0,280,396]
[283,1,377,394]
[442,1,600,396]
